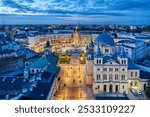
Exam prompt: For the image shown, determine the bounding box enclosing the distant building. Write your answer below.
[27,35,40,46]
[117,39,146,61]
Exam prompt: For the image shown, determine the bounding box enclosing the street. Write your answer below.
[54,54,94,100]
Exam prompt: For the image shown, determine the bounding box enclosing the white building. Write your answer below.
[27,35,40,46]
[86,33,147,95]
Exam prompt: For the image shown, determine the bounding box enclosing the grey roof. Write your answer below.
[95,33,115,46]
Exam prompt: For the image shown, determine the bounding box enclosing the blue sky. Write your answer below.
[0,0,150,25]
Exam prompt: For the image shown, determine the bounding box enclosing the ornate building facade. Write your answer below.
[85,33,147,95]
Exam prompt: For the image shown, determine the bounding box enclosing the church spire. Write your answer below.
[95,44,101,57]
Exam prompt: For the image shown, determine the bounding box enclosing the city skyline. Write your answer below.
[0,0,150,25]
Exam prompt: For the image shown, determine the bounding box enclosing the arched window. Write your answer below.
[115,85,119,92]
[104,85,107,92]
[135,81,137,86]
[109,85,113,92]
[109,74,113,80]
[97,59,99,64]
[88,55,91,59]
[97,74,101,80]
[144,84,147,91]
[99,60,101,64]
[97,74,99,80]
[130,82,132,86]
[115,74,119,80]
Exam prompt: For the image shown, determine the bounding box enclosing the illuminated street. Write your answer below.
[54,54,94,100]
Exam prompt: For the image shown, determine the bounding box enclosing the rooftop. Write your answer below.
[95,33,115,46]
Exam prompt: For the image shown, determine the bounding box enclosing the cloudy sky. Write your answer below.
[0,0,150,25]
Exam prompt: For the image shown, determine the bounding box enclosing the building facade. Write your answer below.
[86,33,145,95]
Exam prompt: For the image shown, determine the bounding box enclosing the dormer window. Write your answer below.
[96,59,101,64]
[121,60,127,64]
[97,60,99,64]
[105,49,109,53]
[99,60,101,64]
[88,55,91,59]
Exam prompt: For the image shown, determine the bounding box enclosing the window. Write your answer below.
[109,74,113,80]
[122,85,124,89]
[105,49,109,53]
[131,72,133,77]
[25,63,28,67]
[122,60,127,64]
[97,69,100,71]
[37,69,39,73]
[98,85,100,89]
[97,74,101,80]
[115,74,119,80]
[97,60,99,64]
[110,62,112,64]
[99,60,101,64]
[135,81,137,86]
[109,68,113,72]
[122,69,125,71]
[103,68,107,71]
[96,59,101,64]
[121,75,125,80]
[130,82,133,86]
[135,72,137,77]
[88,55,91,59]
[32,69,34,73]
[124,60,126,64]
[103,74,107,80]
[115,68,119,71]
[122,60,124,64]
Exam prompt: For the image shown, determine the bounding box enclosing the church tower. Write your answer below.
[73,26,80,45]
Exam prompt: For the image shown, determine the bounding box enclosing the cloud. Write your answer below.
[0,0,150,24]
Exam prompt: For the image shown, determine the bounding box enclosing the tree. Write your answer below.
[146,80,150,99]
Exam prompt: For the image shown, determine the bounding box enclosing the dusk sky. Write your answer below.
[0,0,150,25]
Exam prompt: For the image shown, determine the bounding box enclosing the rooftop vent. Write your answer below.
[6,95,9,100]
[11,78,16,84]
[30,86,33,92]
[23,78,27,82]
[40,94,44,97]
[22,88,28,94]
[2,77,7,82]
